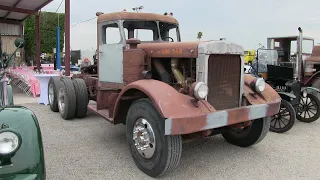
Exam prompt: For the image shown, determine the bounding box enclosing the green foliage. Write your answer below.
[24,12,65,61]
[197,31,203,40]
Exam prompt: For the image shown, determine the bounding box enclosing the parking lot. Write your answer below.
[16,87,320,180]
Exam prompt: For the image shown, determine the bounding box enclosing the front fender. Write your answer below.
[113,80,212,120]
[277,92,296,101]
[301,86,320,93]
[0,106,45,179]
[243,74,281,104]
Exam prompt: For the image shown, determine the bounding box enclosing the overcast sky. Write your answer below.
[42,0,320,51]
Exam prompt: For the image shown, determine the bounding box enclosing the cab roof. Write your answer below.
[267,36,314,41]
[97,11,179,25]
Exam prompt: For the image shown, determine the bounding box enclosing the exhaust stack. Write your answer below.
[296,27,303,81]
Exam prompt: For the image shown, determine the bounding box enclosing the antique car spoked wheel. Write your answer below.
[48,84,54,105]
[58,88,65,114]
[270,100,295,133]
[297,94,320,123]
[132,118,156,159]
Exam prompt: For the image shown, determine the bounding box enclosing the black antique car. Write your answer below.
[250,27,320,133]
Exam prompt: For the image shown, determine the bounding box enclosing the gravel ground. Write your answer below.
[14,86,320,180]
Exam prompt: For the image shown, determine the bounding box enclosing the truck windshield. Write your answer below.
[159,22,180,42]
[122,20,180,42]
[123,20,159,42]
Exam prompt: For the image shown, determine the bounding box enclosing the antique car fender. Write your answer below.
[0,106,45,179]
[277,92,296,102]
[301,86,320,94]
[113,79,213,122]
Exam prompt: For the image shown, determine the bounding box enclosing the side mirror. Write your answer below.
[14,38,24,48]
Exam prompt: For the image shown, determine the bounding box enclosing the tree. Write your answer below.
[24,12,65,64]
[197,32,203,40]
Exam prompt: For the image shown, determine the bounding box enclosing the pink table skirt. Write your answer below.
[6,66,61,97]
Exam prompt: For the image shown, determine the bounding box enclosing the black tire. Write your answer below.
[126,98,182,177]
[72,78,88,118]
[269,100,296,133]
[58,77,76,120]
[48,77,61,112]
[222,117,270,147]
[297,93,320,123]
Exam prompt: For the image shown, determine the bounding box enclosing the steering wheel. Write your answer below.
[163,37,174,42]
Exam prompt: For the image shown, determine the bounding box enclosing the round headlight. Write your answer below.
[302,89,308,98]
[255,78,266,93]
[193,82,209,100]
[0,131,21,155]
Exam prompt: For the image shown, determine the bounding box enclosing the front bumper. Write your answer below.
[164,100,281,135]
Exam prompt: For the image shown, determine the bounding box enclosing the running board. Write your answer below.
[87,104,114,123]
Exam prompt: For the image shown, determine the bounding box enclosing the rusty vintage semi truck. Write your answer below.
[47,11,281,177]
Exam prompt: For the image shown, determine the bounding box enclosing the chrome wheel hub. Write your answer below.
[58,88,65,113]
[48,84,54,105]
[132,118,155,159]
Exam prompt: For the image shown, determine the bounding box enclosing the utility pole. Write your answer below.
[132,6,144,38]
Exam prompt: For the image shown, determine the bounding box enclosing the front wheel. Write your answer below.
[222,117,270,147]
[269,100,295,133]
[126,98,182,177]
[297,93,320,123]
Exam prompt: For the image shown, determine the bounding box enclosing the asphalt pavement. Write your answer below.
[14,87,320,180]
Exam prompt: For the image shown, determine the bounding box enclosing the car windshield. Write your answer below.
[122,20,180,42]
[290,39,314,54]
[252,49,278,73]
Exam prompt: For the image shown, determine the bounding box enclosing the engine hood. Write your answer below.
[137,40,244,58]
[137,41,201,58]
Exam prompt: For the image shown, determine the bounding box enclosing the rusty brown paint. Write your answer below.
[306,45,320,62]
[123,49,146,84]
[97,12,179,25]
[167,100,281,135]
[112,79,212,120]
[227,106,250,125]
[243,74,281,104]
[170,116,207,135]
[108,93,119,118]
[138,42,199,58]
[98,81,126,89]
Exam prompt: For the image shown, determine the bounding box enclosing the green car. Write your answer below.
[0,37,45,179]
[0,106,45,180]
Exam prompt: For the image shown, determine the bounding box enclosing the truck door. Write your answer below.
[98,21,125,84]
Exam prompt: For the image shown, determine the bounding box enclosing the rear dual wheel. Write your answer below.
[48,77,61,112]
[56,77,88,120]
